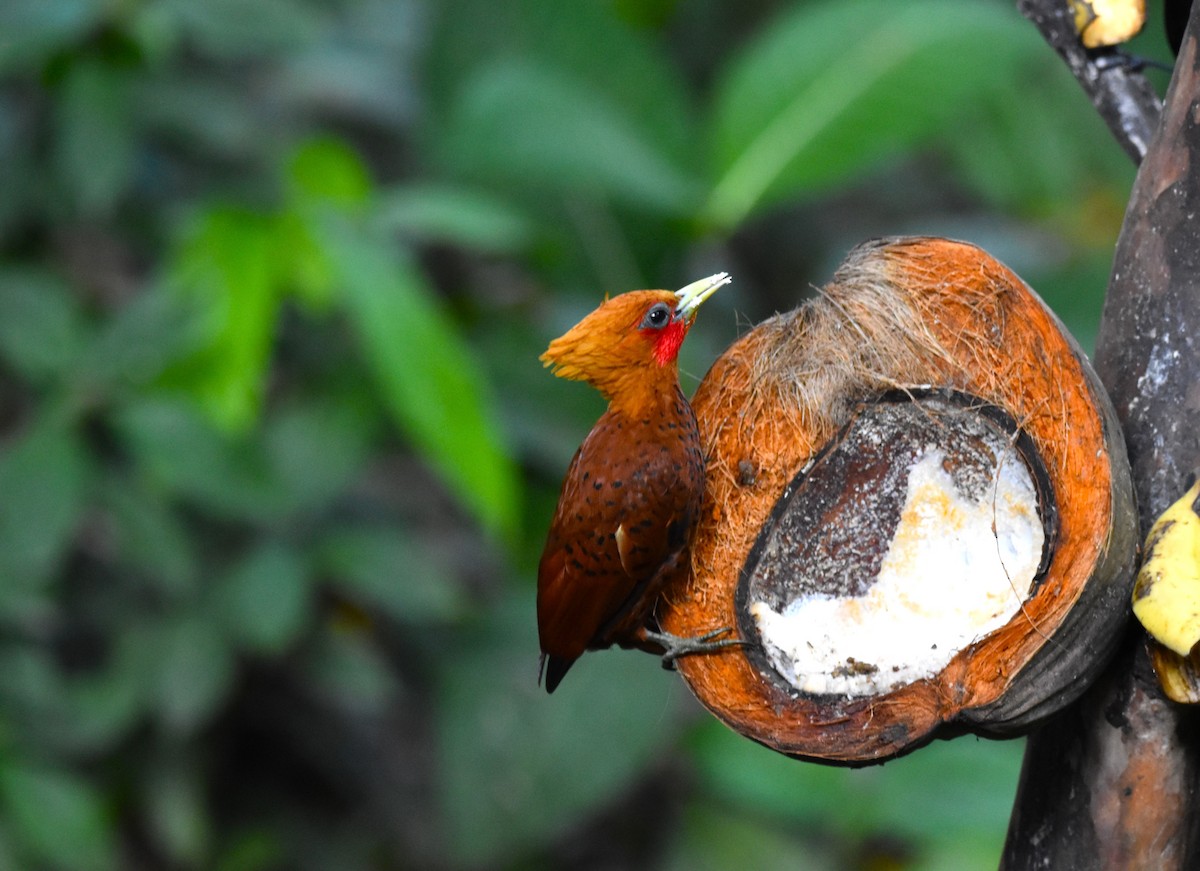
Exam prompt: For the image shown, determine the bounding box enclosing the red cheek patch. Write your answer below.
[651,320,687,366]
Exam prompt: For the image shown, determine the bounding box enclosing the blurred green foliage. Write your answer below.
[0,0,1155,869]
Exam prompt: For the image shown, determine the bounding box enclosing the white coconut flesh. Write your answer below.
[747,414,1045,698]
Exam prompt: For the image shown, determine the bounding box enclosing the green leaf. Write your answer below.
[375,184,534,253]
[62,663,149,754]
[264,399,373,512]
[143,756,211,866]
[317,527,466,623]
[861,737,1024,844]
[663,806,839,871]
[0,95,34,234]
[155,614,236,733]
[157,0,323,60]
[62,620,165,752]
[214,830,284,871]
[705,0,1035,228]
[425,0,695,165]
[443,61,698,213]
[0,268,87,382]
[84,285,206,392]
[274,210,337,309]
[0,0,103,73]
[0,761,115,871]
[103,477,199,597]
[286,137,372,208]
[128,75,264,159]
[116,398,287,522]
[273,20,419,130]
[0,822,24,871]
[276,138,377,309]
[0,420,88,593]
[319,216,520,540]
[53,59,135,214]
[436,595,685,864]
[689,717,1022,856]
[303,627,394,713]
[164,207,284,431]
[0,645,72,747]
[216,543,312,654]
[686,717,858,823]
[939,60,1135,213]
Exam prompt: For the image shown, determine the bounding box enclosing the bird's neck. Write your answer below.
[605,366,684,419]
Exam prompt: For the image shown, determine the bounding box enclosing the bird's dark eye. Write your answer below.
[641,302,672,330]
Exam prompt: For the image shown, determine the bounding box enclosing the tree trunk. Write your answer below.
[1002,7,1200,869]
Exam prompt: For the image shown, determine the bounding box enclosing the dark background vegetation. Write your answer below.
[0,1,1168,868]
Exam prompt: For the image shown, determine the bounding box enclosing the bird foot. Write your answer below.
[640,627,745,671]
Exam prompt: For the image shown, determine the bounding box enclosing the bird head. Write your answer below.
[541,273,729,401]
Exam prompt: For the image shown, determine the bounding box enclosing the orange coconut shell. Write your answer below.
[658,237,1137,763]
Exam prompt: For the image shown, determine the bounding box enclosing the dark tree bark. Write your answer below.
[1002,5,1200,869]
[1017,0,1162,162]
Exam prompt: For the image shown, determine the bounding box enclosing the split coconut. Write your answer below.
[659,236,1137,763]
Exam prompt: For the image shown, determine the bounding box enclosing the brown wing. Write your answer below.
[537,402,702,690]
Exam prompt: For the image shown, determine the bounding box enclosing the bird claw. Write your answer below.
[641,627,745,671]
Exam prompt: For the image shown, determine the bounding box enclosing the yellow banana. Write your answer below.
[1067,0,1146,48]
[1148,641,1200,704]
[1132,477,1200,657]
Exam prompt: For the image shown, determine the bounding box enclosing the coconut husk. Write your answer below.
[658,236,1137,763]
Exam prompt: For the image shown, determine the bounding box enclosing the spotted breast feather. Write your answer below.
[536,388,703,692]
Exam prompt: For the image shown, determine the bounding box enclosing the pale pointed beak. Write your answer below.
[674,272,731,318]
